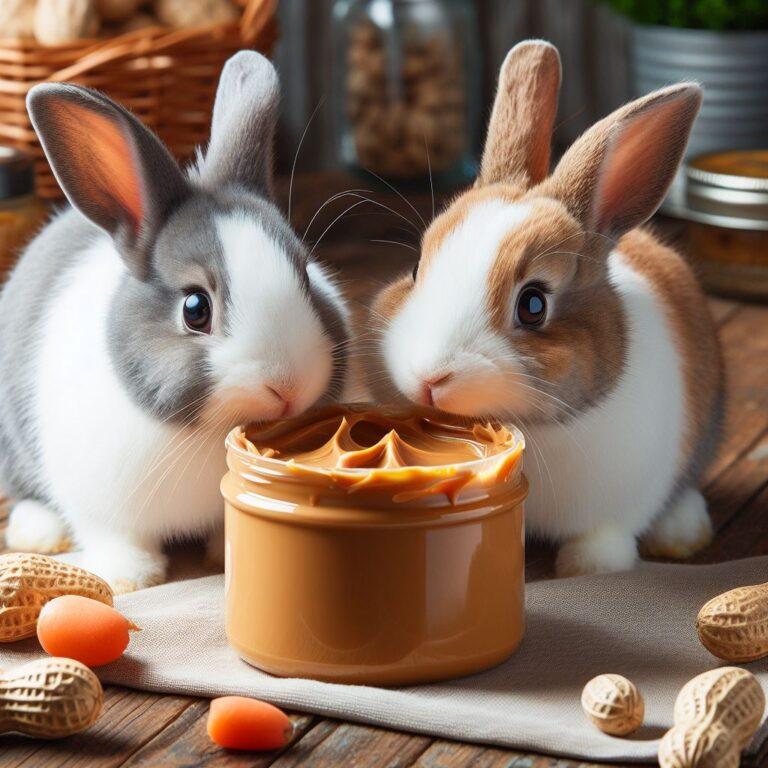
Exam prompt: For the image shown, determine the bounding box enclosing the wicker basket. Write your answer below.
[0,0,278,200]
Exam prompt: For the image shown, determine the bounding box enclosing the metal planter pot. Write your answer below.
[631,24,768,213]
[632,25,768,159]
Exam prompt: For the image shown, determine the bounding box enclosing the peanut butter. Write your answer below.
[232,405,522,504]
[222,405,527,686]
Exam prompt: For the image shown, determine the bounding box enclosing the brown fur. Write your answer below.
[419,183,525,273]
[541,85,702,235]
[617,228,724,482]
[366,39,721,489]
[479,41,561,188]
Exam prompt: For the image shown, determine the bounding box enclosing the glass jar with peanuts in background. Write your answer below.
[332,0,480,185]
[0,148,46,284]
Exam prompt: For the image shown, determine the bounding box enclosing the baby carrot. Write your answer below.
[207,696,293,751]
[37,594,138,667]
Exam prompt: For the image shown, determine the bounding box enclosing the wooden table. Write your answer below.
[1,174,766,767]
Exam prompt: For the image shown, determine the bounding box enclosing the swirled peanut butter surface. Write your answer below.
[232,405,523,503]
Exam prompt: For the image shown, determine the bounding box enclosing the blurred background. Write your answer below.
[0,0,766,299]
[273,0,768,175]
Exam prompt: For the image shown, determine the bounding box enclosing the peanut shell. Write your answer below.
[0,0,36,39]
[0,657,103,738]
[658,722,739,768]
[0,552,113,642]
[673,667,765,750]
[155,0,238,29]
[697,583,768,663]
[34,0,100,45]
[580,673,645,736]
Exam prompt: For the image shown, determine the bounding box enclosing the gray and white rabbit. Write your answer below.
[0,52,350,592]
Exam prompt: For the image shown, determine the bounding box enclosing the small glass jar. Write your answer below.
[331,0,480,184]
[0,147,46,283]
[222,405,527,686]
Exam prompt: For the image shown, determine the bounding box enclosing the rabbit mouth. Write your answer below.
[200,385,300,428]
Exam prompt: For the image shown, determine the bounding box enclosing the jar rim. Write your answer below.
[225,405,525,475]
[224,404,526,505]
[683,150,768,231]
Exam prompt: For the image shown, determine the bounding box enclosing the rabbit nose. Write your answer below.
[420,372,453,407]
[265,384,294,418]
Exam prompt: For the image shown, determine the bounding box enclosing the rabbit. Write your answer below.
[0,51,350,593]
[365,40,723,577]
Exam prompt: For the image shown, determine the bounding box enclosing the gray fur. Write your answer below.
[192,51,279,197]
[108,186,344,422]
[0,51,348,507]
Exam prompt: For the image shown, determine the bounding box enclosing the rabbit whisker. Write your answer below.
[302,188,372,243]
[288,95,325,225]
[369,239,419,253]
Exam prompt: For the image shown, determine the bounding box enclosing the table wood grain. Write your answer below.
[0,173,765,767]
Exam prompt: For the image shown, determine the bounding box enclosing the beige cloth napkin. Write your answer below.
[2,556,767,764]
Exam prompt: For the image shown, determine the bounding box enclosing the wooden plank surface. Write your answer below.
[0,174,766,767]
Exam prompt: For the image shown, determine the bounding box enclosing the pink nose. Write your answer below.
[266,384,293,417]
[420,372,452,407]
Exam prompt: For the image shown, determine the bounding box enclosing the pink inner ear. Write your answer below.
[593,97,687,235]
[52,100,144,233]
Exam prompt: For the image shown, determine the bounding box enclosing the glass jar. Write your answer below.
[222,405,527,686]
[331,0,480,184]
[0,147,46,283]
[684,150,768,302]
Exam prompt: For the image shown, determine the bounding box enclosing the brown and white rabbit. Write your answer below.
[0,52,350,592]
[366,40,723,576]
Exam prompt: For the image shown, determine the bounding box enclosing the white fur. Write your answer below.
[5,500,69,553]
[28,217,339,591]
[207,213,333,419]
[385,243,692,575]
[31,238,226,589]
[307,261,350,327]
[308,260,365,402]
[645,487,712,558]
[385,200,532,413]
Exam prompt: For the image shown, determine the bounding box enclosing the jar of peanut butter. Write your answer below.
[222,405,527,686]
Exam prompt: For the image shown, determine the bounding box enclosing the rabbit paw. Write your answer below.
[203,526,225,571]
[5,500,71,554]
[56,541,167,594]
[644,488,712,559]
[556,527,637,577]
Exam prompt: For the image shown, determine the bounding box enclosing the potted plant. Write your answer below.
[603,0,768,159]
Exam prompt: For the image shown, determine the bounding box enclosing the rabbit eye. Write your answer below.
[183,290,212,334]
[412,261,419,281]
[516,285,547,328]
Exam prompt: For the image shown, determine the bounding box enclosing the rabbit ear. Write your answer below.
[543,84,702,239]
[478,40,561,188]
[27,83,188,278]
[196,51,279,196]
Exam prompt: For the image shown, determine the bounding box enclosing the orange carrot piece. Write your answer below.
[207,696,293,751]
[36,594,138,667]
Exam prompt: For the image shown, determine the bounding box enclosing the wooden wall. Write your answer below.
[272,0,633,171]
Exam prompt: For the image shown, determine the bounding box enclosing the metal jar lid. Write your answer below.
[0,146,35,202]
[684,150,768,231]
